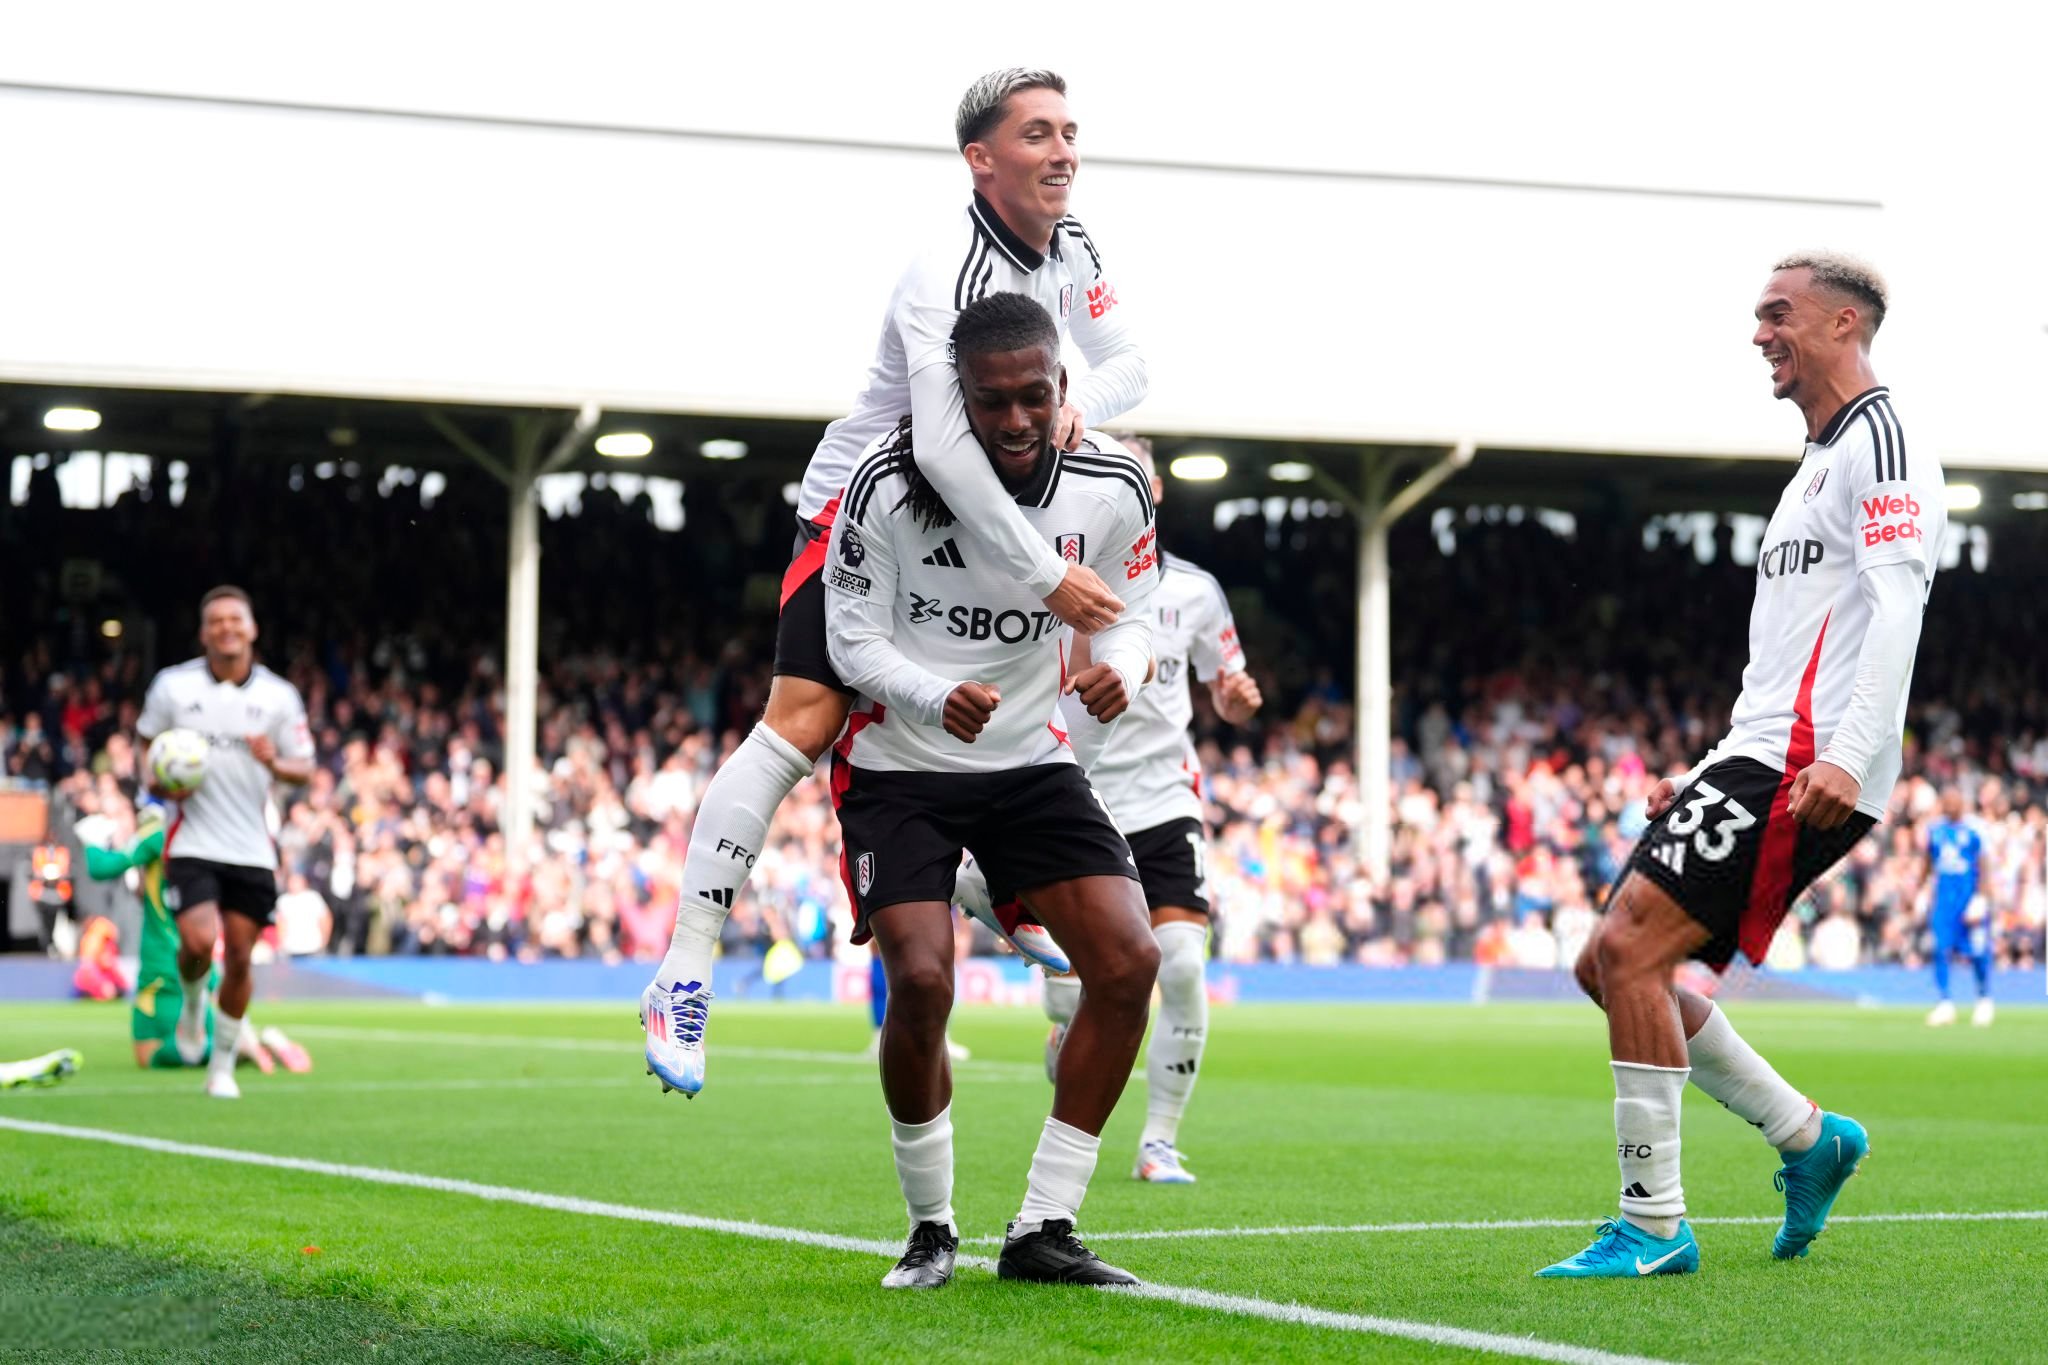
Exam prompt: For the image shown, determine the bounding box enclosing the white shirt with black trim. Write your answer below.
[824,431,1159,774]
[138,659,314,869]
[1089,554,1245,834]
[1692,387,1944,818]
[800,194,1145,597]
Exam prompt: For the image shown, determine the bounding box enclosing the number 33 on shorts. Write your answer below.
[1662,780,1758,862]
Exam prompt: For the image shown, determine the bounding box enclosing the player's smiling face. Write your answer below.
[973,87,1077,237]
[1753,268,1837,403]
[201,597,257,665]
[959,344,1067,488]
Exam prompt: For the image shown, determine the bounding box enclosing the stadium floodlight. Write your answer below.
[100,619,123,639]
[2012,491,2048,511]
[44,406,101,432]
[1268,462,1315,483]
[1945,483,1981,511]
[699,439,749,460]
[1169,453,1229,481]
[595,432,653,459]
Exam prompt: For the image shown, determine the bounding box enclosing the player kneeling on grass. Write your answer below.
[1539,253,1939,1279]
[82,800,311,1074]
[826,292,1160,1289]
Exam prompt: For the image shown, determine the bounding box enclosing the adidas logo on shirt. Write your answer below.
[920,538,966,568]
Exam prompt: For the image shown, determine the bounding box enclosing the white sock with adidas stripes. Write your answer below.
[655,723,813,993]
[1614,1060,1689,1239]
[1141,921,1209,1147]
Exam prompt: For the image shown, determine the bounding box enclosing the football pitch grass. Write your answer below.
[3,999,2043,1363]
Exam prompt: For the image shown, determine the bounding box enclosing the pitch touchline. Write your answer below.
[0,1116,1674,1365]
[282,1025,1044,1075]
[0,1073,990,1099]
[964,1208,2048,1245]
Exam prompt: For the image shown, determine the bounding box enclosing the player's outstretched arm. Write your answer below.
[823,500,957,728]
[906,366,1122,630]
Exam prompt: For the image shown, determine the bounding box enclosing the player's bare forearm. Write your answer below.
[268,758,315,786]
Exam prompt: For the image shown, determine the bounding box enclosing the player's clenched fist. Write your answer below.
[1215,670,1263,724]
[1788,760,1860,831]
[1066,663,1131,723]
[1644,778,1679,820]
[943,682,1001,743]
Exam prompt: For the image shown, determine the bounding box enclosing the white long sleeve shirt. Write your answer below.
[1088,553,1247,834]
[800,195,1146,597]
[1685,387,1943,817]
[825,430,1158,773]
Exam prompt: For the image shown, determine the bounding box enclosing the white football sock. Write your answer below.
[1141,921,1209,1147]
[1613,1060,1688,1238]
[1685,1003,1820,1152]
[209,1012,245,1081]
[1012,1117,1100,1234]
[179,968,209,1029]
[889,1105,956,1234]
[655,723,812,991]
[1042,973,1081,1027]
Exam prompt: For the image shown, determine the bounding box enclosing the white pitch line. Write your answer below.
[283,1025,1043,1075]
[0,1115,1675,1365]
[966,1209,2048,1245]
[3,1071,1035,1100]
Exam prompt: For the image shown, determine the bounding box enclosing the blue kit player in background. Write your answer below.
[1925,787,1993,1028]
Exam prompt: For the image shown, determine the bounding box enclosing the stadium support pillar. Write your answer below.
[1354,441,1475,882]
[428,404,599,875]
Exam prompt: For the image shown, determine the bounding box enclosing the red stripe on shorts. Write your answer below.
[829,703,883,942]
[779,493,842,609]
[1739,610,1830,965]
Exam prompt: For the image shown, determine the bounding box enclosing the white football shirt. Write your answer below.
[138,659,313,869]
[1700,387,1943,817]
[1089,554,1245,834]
[800,194,1145,596]
[825,432,1159,774]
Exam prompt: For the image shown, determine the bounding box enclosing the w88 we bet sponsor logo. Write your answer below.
[1861,492,1923,547]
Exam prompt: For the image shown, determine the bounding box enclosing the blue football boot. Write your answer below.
[1772,1111,1868,1259]
[1536,1217,1700,1278]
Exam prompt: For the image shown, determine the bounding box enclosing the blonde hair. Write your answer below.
[1774,250,1888,336]
[956,69,1066,151]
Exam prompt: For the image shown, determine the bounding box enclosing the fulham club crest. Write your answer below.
[855,851,875,897]
[1803,467,1829,503]
[1059,283,1073,319]
[1057,532,1086,563]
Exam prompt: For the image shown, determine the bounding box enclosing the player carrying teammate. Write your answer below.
[1924,787,1994,1027]
[827,293,1161,1289]
[642,68,1144,1097]
[137,586,315,1098]
[993,436,1260,1184]
[1539,253,1945,1278]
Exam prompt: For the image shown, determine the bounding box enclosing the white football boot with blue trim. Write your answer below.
[642,977,712,1097]
[954,855,1071,975]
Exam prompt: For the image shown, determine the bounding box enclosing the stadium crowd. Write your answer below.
[5,453,2044,973]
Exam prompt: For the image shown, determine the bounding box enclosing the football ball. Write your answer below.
[148,729,210,798]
